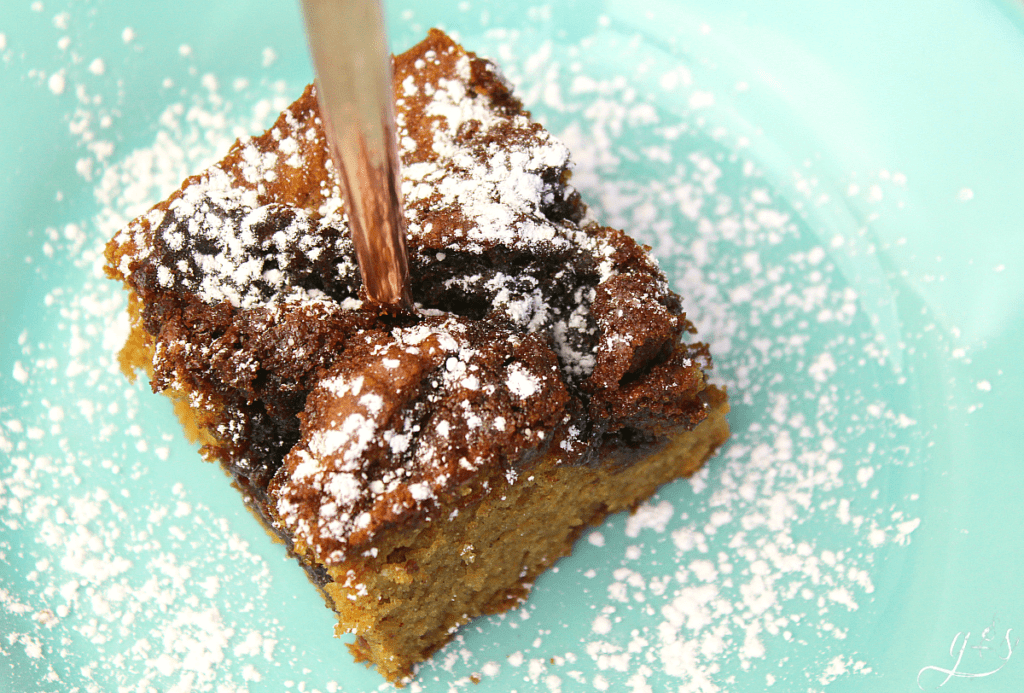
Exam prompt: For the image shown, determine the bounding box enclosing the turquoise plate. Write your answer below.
[3,1,1023,691]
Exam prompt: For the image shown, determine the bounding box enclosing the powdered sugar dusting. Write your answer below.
[413,25,928,692]
[506,363,540,399]
[273,314,571,564]
[405,54,574,252]
[115,40,639,385]
[1,5,949,693]
[0,12,339,690]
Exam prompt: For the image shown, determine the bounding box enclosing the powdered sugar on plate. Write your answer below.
[0,4,932,693]
[406,24,926,693]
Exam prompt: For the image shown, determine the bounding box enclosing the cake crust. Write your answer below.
[105,29,729,683]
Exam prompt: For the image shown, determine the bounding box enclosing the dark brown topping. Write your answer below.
[270,315,574,564]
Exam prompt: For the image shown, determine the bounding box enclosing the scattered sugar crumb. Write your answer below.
[688,91,715,109]
[47,70,65,94]
[12,361,29,384]
[624,500,674,538]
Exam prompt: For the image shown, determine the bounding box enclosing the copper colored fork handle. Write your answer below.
[300,0,413,314]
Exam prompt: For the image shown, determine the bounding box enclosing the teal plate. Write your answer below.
[3,2,1024,691]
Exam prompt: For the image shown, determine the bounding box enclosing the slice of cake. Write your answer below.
[104,29,729,684]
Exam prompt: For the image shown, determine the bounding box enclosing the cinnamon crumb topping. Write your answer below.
[104,29,713,563]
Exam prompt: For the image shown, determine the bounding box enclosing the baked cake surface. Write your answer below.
[105,29,729,683]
